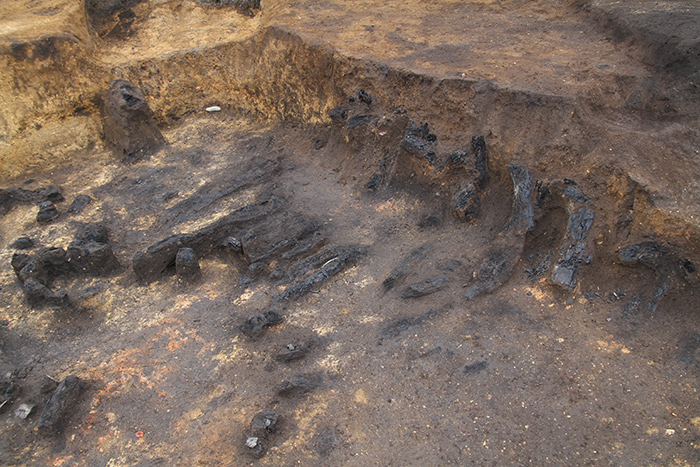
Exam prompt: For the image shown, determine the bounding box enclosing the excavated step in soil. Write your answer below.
[1,1,700,466]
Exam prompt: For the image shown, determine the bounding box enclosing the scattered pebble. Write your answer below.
[206,106,222,112]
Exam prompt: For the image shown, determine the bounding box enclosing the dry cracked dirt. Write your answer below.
[1,1,700,466]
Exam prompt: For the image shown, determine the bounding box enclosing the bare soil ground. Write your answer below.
[1,1,700,466]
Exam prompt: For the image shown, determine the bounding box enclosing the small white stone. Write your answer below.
[246,437,259,448]
[14,403,33,420]
[206,106,222,112]
[665,429,675,436]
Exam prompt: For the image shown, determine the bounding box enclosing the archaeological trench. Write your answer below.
[1,0,700,465]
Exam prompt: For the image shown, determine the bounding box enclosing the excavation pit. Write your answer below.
[2,1,700,465]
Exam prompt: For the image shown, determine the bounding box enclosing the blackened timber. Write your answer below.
[162,158,281,226]
[132,198,283,282]
[275,246,366,301]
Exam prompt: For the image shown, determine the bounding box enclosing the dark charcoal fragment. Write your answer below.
[78,284,106,299]
[37,247,71,277]
[463,361,488,375]
[12,185,64,203]
[276,246,365,301]
[11,253,31,276]
[23,281,70,308]
[66,225,119,276]
[383,244,430,291]
[175,248,201,283]
[28,185,64,203]
[418,212,442,229]
[279,245,352,284]
[381,310,435,339]
[401,275,449,298]
[1,185,63,215]
[10,237,34,250]
[619,241,668,267]
[563,185,588,203]
[472,135,488,187]
[13,248,72,308]
[158,191,178,203]
[406,121,433,139]
[312,427,341,455]
[240,309,283,339]
[239,218,321,265]
[238,276,254,287]
[537,178,590,208]
[566,208,595,241]
[278,376,310,396]
[464,236,524,300]
[280,232,326,261]
[680,332,700,365]
[67,194,92,213]
[1,382,20,413]
[551,208,594,290]
[38,375,83,435]
[617,241,695,307]
[329,106,348,123]
[66,242,119,276]
[276,343,307,362]
[238,261,272,286]
[245,409,279,458]
[400,134,436,165]
[438,260,463,272]
[36,201,59,224]
[102,79,165,161]
[452,182,479,220]
[78,224,110,244]
[357,89,372,105]
[525,252,551,278]
[535,180,551,207]
[507,162,535,235]
[223,236,242,253]
[551,242,590,289]
[277,373,322,397]
[249,409,279,437]
[447,149,470,167]
[347,114,377,129]
[365,173,383,191]
[198,0,260,15]
[18,259,49,286]
[84,0,142,36]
